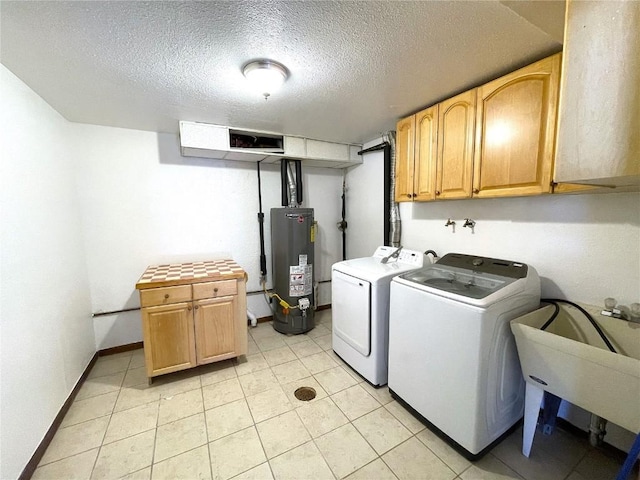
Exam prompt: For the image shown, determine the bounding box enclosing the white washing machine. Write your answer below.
[388,253,540,459]
[332,246,425,386]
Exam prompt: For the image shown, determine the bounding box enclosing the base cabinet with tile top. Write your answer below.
[135,260,248,381]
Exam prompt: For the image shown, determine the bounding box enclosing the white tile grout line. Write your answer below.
[44,332,627,480]
[82,356,130,478]
[200,385,214,480]
[148,401,159,479]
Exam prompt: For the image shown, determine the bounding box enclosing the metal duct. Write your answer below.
[388,131,401,247]
[286,161,298,208]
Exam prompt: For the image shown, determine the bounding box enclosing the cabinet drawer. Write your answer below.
[140,285,192,307]
[193,280,237,300]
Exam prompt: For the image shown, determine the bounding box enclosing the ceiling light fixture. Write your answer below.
[242,59,289,100]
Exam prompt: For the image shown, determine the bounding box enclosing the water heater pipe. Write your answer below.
[337,175,347,260]
[295,160,303,205]
[280,159,288,207]
[247,309,258,327]
[256,161,267,280]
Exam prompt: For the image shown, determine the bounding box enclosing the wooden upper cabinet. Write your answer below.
[554,1,639,187]
[414,106,439,201]
[395,116,416,202]
[473,53,561,198]
[436,90,476,199]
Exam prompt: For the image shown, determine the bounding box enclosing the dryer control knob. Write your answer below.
[472,258,483,266]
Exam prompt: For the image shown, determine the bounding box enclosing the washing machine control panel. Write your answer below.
[372,246,423,266]
[439,253,528,279]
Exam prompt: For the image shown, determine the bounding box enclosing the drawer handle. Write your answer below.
[164,294,170,299]
[213,288,219,293]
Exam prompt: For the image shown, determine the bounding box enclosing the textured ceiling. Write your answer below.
[0,1,564,144]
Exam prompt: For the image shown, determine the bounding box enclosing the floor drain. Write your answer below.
[294,387,317,401]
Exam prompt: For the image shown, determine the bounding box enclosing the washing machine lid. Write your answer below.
[332,246,424,282]
[396,253,529,301]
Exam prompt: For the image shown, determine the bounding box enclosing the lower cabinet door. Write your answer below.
[141,302,196,377]
[194,296,237,364]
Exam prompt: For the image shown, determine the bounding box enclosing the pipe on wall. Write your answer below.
[388,131,401,247]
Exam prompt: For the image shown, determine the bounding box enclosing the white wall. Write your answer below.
[400,193,640,307]
[344,138,386,259]
[0,66,95,479]
[73,126,344,348]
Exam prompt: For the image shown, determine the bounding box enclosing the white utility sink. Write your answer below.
[511,303,640,457]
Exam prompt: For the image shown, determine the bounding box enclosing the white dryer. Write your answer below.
[388,253,540,459]
[331,246,425,386]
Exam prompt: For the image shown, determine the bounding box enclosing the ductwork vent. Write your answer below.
[179,121,363,169]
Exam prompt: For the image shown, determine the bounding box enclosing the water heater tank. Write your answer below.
[270,207,315,334]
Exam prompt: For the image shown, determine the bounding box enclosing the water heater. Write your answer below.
[270,207,315,334]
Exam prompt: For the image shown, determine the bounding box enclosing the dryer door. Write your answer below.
[332,270,371,356]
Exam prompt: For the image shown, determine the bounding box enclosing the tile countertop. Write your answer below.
[135,259,246,290]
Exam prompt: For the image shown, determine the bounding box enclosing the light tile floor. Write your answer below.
[35,310,635,480]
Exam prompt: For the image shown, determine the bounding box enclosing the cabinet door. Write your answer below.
[436,90,476,199]
[554,1,639,187]
[141,303,196,378]
[395,116,416,202]
[414,106,438,201]
[194,296,237,364]
[473,54,561,198]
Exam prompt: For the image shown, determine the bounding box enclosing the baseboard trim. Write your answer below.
[98,341,143,356]
[256,304,331,324]
[18,352,99,480]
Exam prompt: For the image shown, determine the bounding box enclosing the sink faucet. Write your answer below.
[381,246,402,264]
[463,218,476,228]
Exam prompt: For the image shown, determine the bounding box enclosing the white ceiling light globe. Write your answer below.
[242,60,288,99]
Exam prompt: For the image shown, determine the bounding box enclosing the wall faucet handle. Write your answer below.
[445,218,455,227]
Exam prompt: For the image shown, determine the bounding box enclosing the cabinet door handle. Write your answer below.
[473,188,479,194]
[194,305,199,310]
[187,305,192,311]
[435,191,441,196]
[406,193,412,198]
[164,294,170,299]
